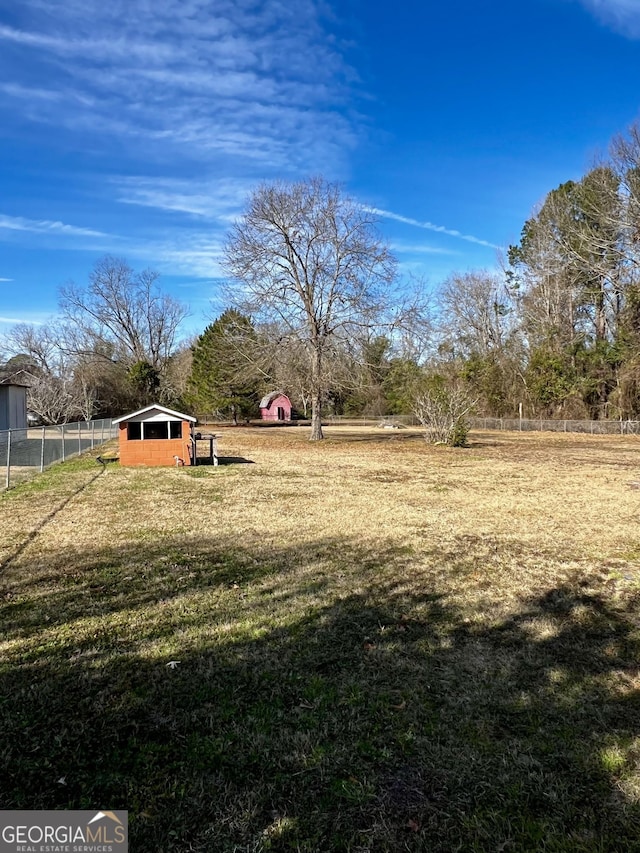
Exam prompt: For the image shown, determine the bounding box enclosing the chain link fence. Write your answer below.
[324,415,420,427]
[470,417,640,435]
[0,418,118,490]
[324,414,640,436]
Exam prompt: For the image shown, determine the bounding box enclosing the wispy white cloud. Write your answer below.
[0,315,45,325]
[576,0,640,38]
[0,82,95,106]
[0,278,13,282]
[113,176,252,220]
[0,23,178,63]
[0,1,358,172]
[390,241,457,256]
[0,214,107,238]
[366,206,500,250]
[126,229,227,279]
[0,0,364,296]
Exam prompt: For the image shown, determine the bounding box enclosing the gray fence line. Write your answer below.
[0,418,118,490]
[325,413,640,436]
[325,415,420,426]
[470,417,640,436]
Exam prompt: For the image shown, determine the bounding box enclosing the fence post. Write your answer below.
[91,420,95,449]
[101,420,105,443]
[5,430,10,490]
[61,423,65,462]
[564,420,567,432]
[40,427,45,473]
[78,421,82,456]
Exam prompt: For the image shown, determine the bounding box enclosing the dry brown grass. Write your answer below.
[7,426,640,567]
[3,426,640,851]
[34,424,634,611]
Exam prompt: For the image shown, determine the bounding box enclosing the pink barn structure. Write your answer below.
[259,391,292,422]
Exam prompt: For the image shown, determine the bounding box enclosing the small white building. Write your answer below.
[0,383,28,432]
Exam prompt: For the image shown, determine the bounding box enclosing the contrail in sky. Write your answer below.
[365,206,500,250]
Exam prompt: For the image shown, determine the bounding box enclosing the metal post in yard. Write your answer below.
[91,420,95,449]
[101,420,105,443]
[5,430,10,490]
[40,427,45,472]
[61,423,65,462]
[78,421,82,456]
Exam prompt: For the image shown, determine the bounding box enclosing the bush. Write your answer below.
[412,376,474,447]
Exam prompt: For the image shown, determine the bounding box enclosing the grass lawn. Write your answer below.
[2,425,640,851]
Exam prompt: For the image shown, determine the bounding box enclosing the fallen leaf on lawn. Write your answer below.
[166,660,181,669]
[406,819,420,832]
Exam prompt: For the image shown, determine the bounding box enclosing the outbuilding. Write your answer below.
[0,382,28,432]
[114,404,196,467]
[259,391,292,422]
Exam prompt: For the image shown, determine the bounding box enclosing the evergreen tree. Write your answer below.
[187,310,260,423]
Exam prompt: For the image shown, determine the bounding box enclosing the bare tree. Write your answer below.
[27,373,80,425]
[441,271,514,356]
[3,323,84,423]
[60,256,189,371]
[4,323,60,376]
[224,178,398,440]
[161,344,194,406]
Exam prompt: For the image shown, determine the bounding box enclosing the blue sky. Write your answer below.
[1,0,640,336]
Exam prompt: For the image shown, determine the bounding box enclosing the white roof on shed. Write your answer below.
[113,404,196,425]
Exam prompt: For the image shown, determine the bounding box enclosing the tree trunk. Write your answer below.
[595,277,607,342]
[310,391,323,440]
[309,346,324,440]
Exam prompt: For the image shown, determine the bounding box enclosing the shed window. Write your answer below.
[169,421,182,439]
[127,422,142,440]
[144,421,169,440]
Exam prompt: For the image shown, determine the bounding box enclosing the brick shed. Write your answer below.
[259,391,292,422]
[113,404,196,467]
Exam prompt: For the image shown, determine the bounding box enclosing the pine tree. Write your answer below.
[187,310,260,423]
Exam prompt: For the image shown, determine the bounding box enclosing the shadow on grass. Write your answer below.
[218,456,255,465]
[322,431,424,445]
[1,535,640,851]
[0,465,107,570]
[190,456,255,468]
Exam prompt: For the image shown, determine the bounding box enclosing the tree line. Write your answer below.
[5,124,640,440]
